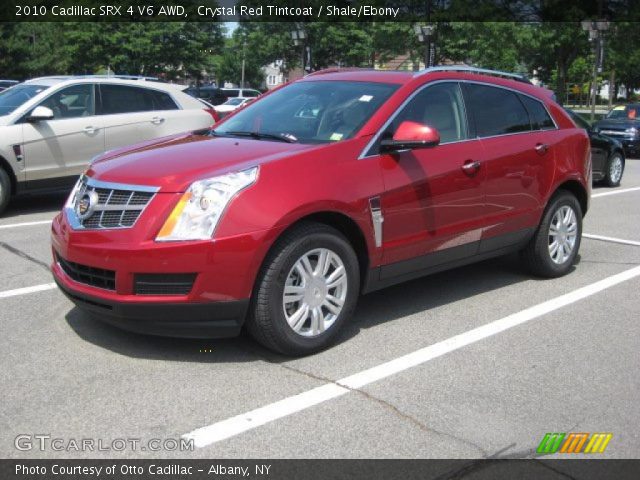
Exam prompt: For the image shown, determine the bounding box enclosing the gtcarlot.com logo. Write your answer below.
[537,432,613,454]
[15,434,194,452]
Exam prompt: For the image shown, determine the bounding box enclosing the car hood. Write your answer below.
[595,118,639,129]
[88,132,318,192]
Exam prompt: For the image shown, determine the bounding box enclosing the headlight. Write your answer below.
[625,127,639,138]
[156,167,259,242]
[64,175,85,209]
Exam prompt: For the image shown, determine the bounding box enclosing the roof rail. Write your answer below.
[305,67,373,77]
[416,66,531,83]
[29,74,161,82]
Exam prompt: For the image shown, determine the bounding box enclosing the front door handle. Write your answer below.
[151,116,165,125]
[83,126,97,134]
[461,160,481,175]
[535,143,549,155]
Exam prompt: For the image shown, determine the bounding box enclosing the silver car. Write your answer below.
[0,76,215,214]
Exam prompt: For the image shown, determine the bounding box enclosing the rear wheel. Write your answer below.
[604,152,624,187]
[0,168,11,215]
[246,222,360,356]
[521,191,582,278]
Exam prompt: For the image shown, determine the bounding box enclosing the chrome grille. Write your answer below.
[66,176,159,230]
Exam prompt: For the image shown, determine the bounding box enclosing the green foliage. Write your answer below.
[0,22,224,80]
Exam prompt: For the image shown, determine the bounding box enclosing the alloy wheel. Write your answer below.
[282,248,348,337]
[548,205,578,265]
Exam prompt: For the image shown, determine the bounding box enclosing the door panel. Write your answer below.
[375,82,488,274]
[379,140,487,272]
[462,82,555,246]
[479,131,555,241]
[22,84,103,181]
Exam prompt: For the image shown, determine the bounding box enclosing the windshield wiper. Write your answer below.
[215,130,298,143]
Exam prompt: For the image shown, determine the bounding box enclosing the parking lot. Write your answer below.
[1,161,639,460]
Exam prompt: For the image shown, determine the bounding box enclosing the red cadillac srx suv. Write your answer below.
[51,67,591,355]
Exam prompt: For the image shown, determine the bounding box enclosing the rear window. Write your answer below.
[520,95,555,130]
[0,84,48,116]
[464,84,531,137]
[98,85,177,114]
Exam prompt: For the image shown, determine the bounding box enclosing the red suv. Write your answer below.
[51,67,591,355]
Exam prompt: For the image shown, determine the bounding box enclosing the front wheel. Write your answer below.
[521,191,582,278]
[246,222,360,356]
[604,152,624,187]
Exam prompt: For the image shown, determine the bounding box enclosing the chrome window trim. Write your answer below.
[358,79,559,160]
[65,175,160,230]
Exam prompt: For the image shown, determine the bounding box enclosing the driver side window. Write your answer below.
[39,84,95,120]
[391,82,468,144]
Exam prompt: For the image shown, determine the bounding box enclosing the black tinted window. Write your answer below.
[391,82,468,144]
[223,89,240,97]
[464,84,531,137]
[99,85,177,114]
[149,90,178,110]
[520,95,555,130]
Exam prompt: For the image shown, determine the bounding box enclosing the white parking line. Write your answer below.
[583,233,640,247]
[591,186,640,198]
[0,283,57,299]
[0,219,53,230]
[183,264,640,448]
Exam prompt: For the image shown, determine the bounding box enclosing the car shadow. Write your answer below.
[3,192,67,218]
[66,252,576,365]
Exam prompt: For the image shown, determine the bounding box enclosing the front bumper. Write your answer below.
[54,276,248,338]
[620,139,640,158]
[51,207,277,338]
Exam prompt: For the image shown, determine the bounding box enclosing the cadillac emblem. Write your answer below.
[75,190,99,220]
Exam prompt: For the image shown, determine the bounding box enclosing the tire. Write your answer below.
[521,191,582,278]
[246,222,360,356]
[0,167,11,216]
[604,152,624,187]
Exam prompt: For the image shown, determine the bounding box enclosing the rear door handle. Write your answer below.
[461,160,481,175]
[83,126,97,134]
[535,143,549,155]
[151,116,165,125]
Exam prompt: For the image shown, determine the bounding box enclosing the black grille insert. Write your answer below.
[134,273,196,295]
[57,254,116,291]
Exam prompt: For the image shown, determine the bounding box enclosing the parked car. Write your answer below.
[214,97,254,118]
[52,67,590,356]
[185,85,261,106]
[0,75,216,214]
[0,80,19,92]
[565,108,625,187]
[592,104,640,158]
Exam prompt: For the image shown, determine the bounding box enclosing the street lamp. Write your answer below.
[581,20,610,121]
[414,24,436,68]
[290,26,311,74]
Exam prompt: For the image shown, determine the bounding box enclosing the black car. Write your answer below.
[185,85,261,106]
[592,104,640,158]
[566,108,625,187]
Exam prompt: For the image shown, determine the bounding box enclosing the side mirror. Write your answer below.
[26,106,54,122]
[380,121,440,153]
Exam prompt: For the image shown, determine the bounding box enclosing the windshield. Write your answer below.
[214,81,399,144]
[606,105,639,120]
[0,84,48,116]
[224,98,245,106]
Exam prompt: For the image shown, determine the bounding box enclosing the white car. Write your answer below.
[214,97,254,118]
[0,76,215,214]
